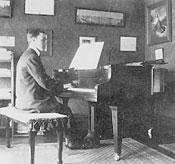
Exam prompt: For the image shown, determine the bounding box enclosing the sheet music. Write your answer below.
[69,42,104,70]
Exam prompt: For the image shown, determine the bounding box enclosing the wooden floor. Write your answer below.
[1,133,175,164]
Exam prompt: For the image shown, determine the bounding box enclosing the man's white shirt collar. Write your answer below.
[29,45,40,56]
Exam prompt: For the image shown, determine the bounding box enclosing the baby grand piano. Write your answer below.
[53,42,110,144]
[53,42,166,161]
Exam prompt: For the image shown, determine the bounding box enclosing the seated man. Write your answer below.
[15,29,75,131]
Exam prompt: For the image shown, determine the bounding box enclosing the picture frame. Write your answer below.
[42,29,53,57]
[146,0,171,45]
[79,36,96,47]
[76,8,124,27]
[0,0,12,18]
[25,0,55,16]
[155,48,164,60]
[27,29,53,57]
[120,36,137,52]
[0,36,15,47]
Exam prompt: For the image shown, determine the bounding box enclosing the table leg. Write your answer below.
[110,106,122,161]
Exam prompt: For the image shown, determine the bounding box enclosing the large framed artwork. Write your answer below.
[146,0,171,45]
[0,0,12,18]
[76,8,124,27]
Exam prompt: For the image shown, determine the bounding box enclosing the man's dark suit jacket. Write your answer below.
[15,48,62,113]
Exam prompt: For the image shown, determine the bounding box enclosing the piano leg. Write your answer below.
[62,98,100,148]
[83,102,100,148]
[109,106,122,161]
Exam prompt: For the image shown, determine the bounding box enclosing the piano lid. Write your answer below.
[69,42,104,70]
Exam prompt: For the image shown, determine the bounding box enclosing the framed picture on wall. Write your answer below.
[146,0,171,45]
[155,48,164,60]
[79,36,96,47]
[25,0,55,16]
[0,0,12,18]
[120,36,137,52]
[27,29,53,57]
[76,8,124,27]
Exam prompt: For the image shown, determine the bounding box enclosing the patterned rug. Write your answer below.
[0,138,175,164]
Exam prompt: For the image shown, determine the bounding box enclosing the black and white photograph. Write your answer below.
[0,1,175,164]
[25,0,55,15]
[76,8,124,27]
[0,0,12,17]
[79,36,96,46]
[146,0,171,45]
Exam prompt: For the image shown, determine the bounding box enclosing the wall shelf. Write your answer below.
[0,52,14,128]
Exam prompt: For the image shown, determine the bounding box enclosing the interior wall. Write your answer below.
[144,0,175,136]
[0,0,145,114]
[144,0,175,71]
[0,0,145,73]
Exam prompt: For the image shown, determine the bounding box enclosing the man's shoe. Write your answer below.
[65,136,82,149]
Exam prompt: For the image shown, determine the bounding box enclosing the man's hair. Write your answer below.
[27,29,45,38]
[27,29,45,44]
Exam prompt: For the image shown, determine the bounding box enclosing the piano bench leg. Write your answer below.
[29,130,36,164]
[56,129,63,164]
[6,117,11,148]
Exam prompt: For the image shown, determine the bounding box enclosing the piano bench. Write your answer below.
[0,106,67,164]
